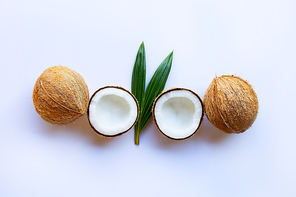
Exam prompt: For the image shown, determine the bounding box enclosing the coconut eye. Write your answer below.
[87,86,139,137]
[152,88,204,140]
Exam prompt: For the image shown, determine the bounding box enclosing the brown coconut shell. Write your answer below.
[87,86,139,138]
[32,66,89,125]
[203,75,259,133]
[152,87,204,140]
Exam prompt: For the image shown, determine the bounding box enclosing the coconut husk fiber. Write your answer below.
[32,66,89,125]
[203,75,259,133]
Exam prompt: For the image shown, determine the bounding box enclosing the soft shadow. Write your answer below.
[64,115,116,146]
[195,117,230,143]
[146,119,195,148]
[150,116,230,149]
[35,114,115,147]
[26,84,116,147]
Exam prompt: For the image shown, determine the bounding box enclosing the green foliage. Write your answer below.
[132,42,173,145]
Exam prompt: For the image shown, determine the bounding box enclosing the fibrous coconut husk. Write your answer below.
[32,66,89,125]
[203,75,259,133]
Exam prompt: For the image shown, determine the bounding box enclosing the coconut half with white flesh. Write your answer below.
[87,86,139,137]
[152,88,204,140]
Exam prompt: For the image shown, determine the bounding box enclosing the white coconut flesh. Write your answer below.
[88,87,138,136]
[153,89,203,139]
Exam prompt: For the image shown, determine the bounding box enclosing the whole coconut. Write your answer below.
[203,75,259,133]
[32,66,89,125]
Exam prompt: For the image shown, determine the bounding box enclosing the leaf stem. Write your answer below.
[135,125,140,145]
[132,43,173,145]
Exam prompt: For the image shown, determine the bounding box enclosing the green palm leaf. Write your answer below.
[131,43,146,144]
[132,43,173,145]
[131,42,146,109]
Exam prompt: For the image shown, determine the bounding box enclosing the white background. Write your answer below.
[1,0,296,196]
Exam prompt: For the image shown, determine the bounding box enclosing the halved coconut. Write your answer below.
[152,88,204,140]
[87,86,139,137]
